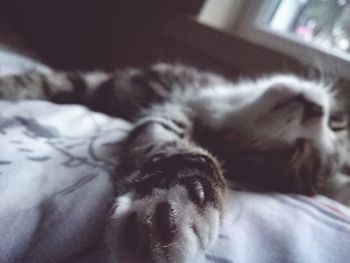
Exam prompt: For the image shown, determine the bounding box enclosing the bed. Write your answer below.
[1,20,350,263]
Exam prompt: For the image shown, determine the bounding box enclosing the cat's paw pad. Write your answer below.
[106,153,226,263]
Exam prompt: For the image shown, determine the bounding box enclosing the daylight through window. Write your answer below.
[269,0,350,53]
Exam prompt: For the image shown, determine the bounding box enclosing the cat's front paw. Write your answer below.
[106,153,227,263]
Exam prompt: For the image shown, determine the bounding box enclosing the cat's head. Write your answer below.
[202,75,347,194]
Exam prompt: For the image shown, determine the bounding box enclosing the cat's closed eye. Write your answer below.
[329,111,348,131]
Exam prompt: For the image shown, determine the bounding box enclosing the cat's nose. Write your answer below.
[302,99,324,122]
[272,94,324,120]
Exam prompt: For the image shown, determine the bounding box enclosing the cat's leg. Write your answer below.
[0,63,229,120]
[0,69,168,119]
[0,71,106,100]
[106,103,227,263]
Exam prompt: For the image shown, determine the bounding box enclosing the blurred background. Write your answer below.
[0,0,350,79]
[0,0,210,70]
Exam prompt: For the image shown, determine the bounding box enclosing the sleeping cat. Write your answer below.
[0,63,348,262]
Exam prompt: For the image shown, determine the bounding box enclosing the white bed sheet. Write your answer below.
[0,100,350,263]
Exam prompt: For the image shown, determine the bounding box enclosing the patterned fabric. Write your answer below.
[1,100,350,263]
[0,100,130,263]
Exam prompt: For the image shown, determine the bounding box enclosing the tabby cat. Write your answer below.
[0,63,348,262]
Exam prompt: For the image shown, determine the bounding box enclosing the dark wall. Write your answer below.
[0,0,204,69]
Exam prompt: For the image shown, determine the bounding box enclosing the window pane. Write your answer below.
[268,0,350,53]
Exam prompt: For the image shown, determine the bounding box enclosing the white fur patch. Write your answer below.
[106,186,220,263]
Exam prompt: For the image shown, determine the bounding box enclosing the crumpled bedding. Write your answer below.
[1,48,350,263]
[0,49,50,76]
[0,100,129,263]
[1,100,350,263]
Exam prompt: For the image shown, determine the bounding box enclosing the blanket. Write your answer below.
[1,100,350,263]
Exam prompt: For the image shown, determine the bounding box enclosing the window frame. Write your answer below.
[234,0,350,78]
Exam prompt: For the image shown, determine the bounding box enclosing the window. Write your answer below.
[270,0,350,53]
[236,0,350,78]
